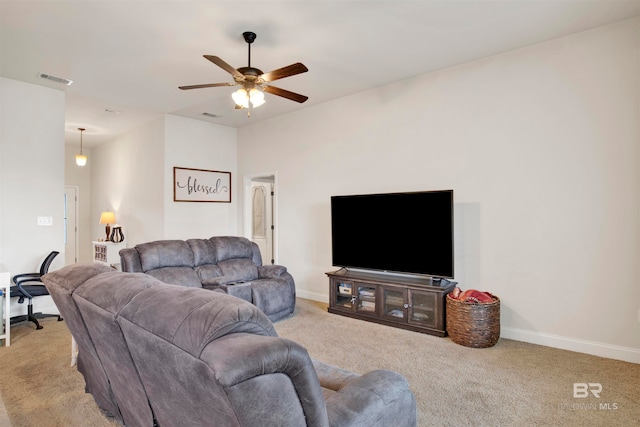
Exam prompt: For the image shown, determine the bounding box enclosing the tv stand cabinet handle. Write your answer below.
[403,303,410,309]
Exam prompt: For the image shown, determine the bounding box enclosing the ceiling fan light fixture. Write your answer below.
[232,88,250,108]
[179,31,308,112]
[231,87,265,109]
[249,88,265,107]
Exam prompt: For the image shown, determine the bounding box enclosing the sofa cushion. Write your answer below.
[217,258,259,282]
[187,238,218,266]
[146,266,202,288]
[137,240,195,271]
[210,236,255,262]
[195,264,224,284]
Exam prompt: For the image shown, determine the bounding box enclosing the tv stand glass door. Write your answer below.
[332,278,378,317]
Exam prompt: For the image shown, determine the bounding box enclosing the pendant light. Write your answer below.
[75,127,87,166]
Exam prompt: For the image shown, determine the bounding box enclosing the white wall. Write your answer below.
[163,115,238,239]
[91,114,238,247]
[91,118,165,246]
[1,77,66,316]
[237,19,640,362]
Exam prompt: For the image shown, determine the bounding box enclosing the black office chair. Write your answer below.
[10,251,63,330]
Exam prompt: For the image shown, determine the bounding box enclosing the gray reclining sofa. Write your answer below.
[42,263,417,427]
[119,236,295,321]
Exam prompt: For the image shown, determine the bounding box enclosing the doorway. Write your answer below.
[244,174,276,264]
[64,186,79,265]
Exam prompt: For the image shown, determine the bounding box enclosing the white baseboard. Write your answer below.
[501,326,640,364]
[296,289,329,304]
[294,293,639,364]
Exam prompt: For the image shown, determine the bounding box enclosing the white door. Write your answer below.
[246,175,276,264]
[64,186,79,265]
[251,182,274,264]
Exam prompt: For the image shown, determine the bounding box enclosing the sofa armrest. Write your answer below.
[314,360,417,427]
[119,248,143,273]
[258,264,287,279]
[203,333,330,427]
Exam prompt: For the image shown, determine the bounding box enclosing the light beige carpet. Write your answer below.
[0,320,119,427]
[275,300,639,427]
[0,299,638,426]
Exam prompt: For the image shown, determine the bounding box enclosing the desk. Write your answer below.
[0,264,10,347]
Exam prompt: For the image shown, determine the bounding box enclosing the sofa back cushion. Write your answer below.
[136,240,194,270]
[186,238,225,283]
[210,236,255,262]
[187,238,218,265]
[118,284,277,355]
[210,236,260,281]
[122,236,267,288]
[135,240,202,287]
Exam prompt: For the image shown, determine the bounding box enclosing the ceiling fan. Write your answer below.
[179,31,309,116]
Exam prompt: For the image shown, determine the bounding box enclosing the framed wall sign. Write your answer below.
[173,167,231,203]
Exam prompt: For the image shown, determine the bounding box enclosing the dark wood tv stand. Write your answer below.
[326,269,456,337]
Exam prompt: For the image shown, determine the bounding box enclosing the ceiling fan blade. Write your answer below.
[261,63,308,82]
[179,82,235,90]
[263,85,309,103]
[204,55,244,79]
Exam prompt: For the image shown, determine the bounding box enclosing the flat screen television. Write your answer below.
[331,190,454,278]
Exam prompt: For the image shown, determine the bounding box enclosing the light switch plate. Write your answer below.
[37,216,53,226]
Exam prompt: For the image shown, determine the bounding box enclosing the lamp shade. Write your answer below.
[99,211,116,225]
[75,154,88,166]
[232,88,250,109]
[249,88,265,107]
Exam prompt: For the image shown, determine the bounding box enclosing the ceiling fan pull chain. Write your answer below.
[245,30,254,116]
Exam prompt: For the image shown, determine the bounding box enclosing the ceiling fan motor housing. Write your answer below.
[243,31,257,44]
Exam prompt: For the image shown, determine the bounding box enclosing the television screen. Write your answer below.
[331,190,454,278]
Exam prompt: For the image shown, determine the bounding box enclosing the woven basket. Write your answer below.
[446,294,500,348]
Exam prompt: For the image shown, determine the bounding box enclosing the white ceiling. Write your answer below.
[2,1,640,147]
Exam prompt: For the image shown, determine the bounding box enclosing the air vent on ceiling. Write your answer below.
[38,72,73,86]
[202,112,221,118]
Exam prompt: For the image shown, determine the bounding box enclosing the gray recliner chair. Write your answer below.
[42,264,417,427]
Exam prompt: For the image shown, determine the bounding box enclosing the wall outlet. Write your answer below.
[37,216,53,226]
